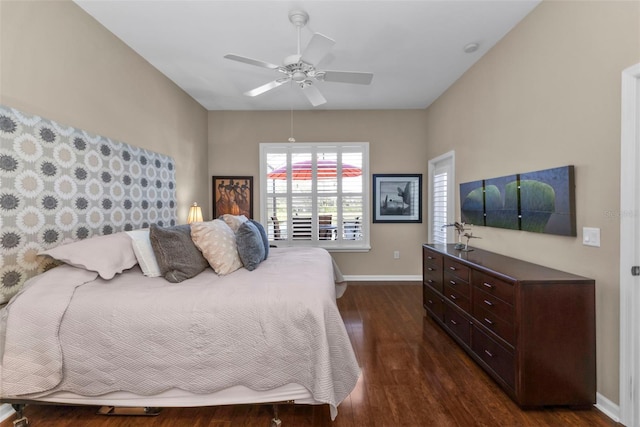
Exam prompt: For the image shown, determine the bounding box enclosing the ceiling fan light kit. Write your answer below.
[224,9,374,107]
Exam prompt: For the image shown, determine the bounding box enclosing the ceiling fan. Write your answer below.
[224,10,374,107]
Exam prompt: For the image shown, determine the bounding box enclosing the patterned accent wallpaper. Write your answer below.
[0,105,177,303]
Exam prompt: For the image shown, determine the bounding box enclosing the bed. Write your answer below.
[0,234,360,426]
[0,105,360,427]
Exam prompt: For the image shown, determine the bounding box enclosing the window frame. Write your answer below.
[259,142,370,252]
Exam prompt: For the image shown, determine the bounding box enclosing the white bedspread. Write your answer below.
[0,247,360,419]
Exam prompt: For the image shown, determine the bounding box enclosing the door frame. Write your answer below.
[620,62,640,427]
[427,150,455,243]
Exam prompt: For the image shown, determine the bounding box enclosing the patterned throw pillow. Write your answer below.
[219,214,248,232]
[190,219,243,275]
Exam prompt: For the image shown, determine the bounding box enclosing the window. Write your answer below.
[428,151,455,244]
[259,142,370,251]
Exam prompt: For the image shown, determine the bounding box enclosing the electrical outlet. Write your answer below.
[393,250,400,259]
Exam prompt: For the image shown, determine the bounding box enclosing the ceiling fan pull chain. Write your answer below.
[289,108,295,143]
[289,81,295,143]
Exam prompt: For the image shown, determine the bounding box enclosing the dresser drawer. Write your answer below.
[444,258,470,282]
[472,270,514,305]
[444,303,471,346]
[444,284,470,312]
[473,287,514,323]
[472,325,515,390]
[444,271,470,298]
[423,247,444,293]
[423,284,444,321]
[423,247,444,266]
[473,304,515,346]
[424,266,443,293]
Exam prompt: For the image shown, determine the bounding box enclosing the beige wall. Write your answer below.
[425,0,640,405]
[0,0,209,222]
[208,110,429,275]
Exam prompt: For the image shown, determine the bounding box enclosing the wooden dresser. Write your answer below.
[422,243,596,408]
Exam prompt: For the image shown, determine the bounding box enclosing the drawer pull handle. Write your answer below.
[450,319,458,326]
[428,267,434,271]
[484,349,494,358]
[427,256,434,260]
[483,299,493,306]
[427,279,434,284]
[428,299,433,304]
[484,318,494,325]
[483,282,494,289]
[449,280,457,285]
[449,294,457,300]
[449,266,456,271]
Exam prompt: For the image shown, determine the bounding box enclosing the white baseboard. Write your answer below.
[344,275,422,282]
[595,392,620,423]
[0,403,15,423]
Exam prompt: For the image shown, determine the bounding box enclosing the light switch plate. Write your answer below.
[582,227,601,247]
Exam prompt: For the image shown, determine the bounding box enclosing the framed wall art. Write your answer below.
[212,176,253,219]
[458,165,575,236]
[373,174,422,223]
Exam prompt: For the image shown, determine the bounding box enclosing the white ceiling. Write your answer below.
[74,0,540,111]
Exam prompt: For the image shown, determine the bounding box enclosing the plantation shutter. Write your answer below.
[260,142,370,251]
[429,152,455,244]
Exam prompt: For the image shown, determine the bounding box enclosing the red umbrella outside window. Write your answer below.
[267,159,362,180]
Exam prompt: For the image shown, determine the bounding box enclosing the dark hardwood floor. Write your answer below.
[2,283,618,427]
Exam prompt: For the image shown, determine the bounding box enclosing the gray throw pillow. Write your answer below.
[249,219,269,260]
[236,221,266,271]
[149,224,209,283]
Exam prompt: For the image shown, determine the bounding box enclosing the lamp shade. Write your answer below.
[187,202,203,224]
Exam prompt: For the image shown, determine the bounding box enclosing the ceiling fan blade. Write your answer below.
[301,84,327,107]
[224,54,280,70]
[244,79,288,97]
[322,71,374,85]
[300,33,335,66]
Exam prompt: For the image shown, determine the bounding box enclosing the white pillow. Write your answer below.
[190,219,243,276]
[39,232,137,280]
[126,229,162,277]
